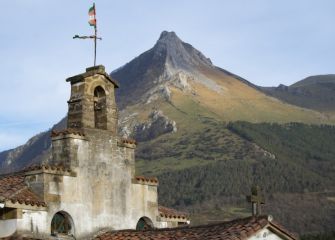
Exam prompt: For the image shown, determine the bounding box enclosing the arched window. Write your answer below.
[93,86,107,129]
[136,217,154,230]
[51,211,74,237]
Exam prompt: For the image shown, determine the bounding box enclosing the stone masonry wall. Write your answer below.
[67,67,118,134]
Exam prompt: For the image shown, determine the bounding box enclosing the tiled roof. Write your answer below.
[158,206,189,220]
[94,216,298,240]
[0,174,46,207]
[0,163,74,208]
[134,176,158,184]
[51,128,85,137]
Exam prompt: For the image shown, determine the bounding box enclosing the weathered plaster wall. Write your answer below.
[77,130,134,233]
[51,135,88,168]
[16,210,49,238]
[17,135,148,238]
[130,183,159,228]
[0,219,17,238]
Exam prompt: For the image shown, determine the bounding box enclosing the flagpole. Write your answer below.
[73,3,101,66]
[94,2,97,66]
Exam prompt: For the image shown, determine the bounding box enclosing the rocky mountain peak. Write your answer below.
[111,31,220,109]
[153,31,213,70]
[158,31,180,42]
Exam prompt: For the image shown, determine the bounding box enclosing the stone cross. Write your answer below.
[246,186,265,216]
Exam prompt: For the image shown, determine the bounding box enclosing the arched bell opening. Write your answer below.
[136,217,154,230]
[51,211,75,237]
[93,86,107,129]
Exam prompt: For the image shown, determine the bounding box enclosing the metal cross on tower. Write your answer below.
[73,3,102,66]
[246,185,265,217]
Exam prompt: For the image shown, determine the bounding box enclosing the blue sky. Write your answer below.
[0,0,334,151]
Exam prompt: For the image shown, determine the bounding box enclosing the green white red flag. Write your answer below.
[88,4,96,27]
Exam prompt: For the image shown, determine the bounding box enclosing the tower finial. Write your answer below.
[73,3,102,66]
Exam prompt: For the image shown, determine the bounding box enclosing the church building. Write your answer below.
[0,65,189,239]
[0,65,298,240]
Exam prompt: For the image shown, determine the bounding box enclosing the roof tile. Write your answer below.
[158,206,189,220]
[51,128,85,137]
[0,174,46,207]
[134,176,158,184]
[94,216,297,240]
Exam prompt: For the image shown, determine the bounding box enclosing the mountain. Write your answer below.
[261,75,335,113]
[1,31,335,235]
[113,31,215,109]
[113,31,333,126]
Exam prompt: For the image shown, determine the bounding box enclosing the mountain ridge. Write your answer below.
[261,74,335,113]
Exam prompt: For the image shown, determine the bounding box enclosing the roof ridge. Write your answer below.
[0,171,25,178]
[94,215,290,240]
[105,215,268,233]
[269,220,299,240]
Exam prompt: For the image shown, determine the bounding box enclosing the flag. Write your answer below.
[88,4,96,27]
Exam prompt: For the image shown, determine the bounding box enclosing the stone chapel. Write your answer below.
[0,65,299,240]
[0,65,189,239]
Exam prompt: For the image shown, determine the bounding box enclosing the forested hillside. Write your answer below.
[228,122,335,181]
[302,231,335,240]
[138,122,335,234]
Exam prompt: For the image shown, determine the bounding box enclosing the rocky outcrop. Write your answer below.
[134,110,176,142]
[120,110,177,142]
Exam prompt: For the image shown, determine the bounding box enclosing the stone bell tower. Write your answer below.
[49,65,123,169]
[66,65,119,134]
